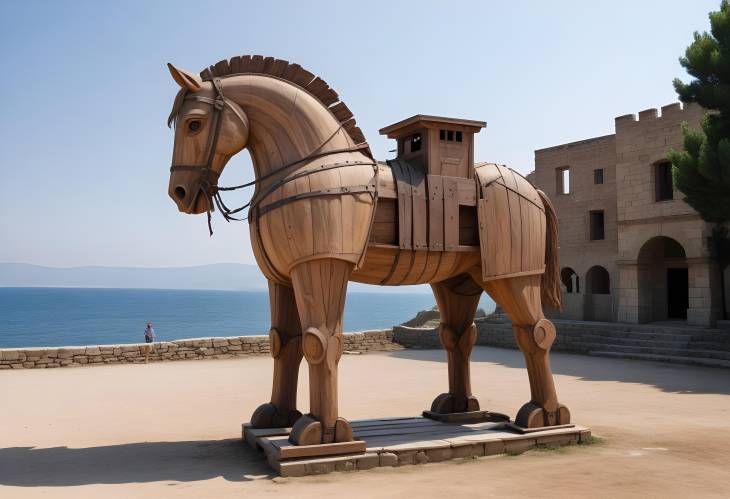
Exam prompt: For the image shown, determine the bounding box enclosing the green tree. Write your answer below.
[669,0,730,319]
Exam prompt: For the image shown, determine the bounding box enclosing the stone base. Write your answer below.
[243,416,590,477]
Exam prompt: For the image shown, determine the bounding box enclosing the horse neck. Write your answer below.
[224,75,354,184]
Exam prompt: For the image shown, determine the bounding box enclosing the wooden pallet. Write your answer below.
[243,416,590,477]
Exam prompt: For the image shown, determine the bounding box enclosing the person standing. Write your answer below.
[144,322,156,363]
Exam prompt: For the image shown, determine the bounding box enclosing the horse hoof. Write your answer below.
[430,393,480,413]
[250,402,302,428]
[289,414,354,445]
[515,402,571,428]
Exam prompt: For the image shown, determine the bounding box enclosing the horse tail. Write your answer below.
[538,190,561,311]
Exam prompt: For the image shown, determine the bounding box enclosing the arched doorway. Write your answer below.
[584,266,611,321]
[637,237,688,322]
[561,267,579,293]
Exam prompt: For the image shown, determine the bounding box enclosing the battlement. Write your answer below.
[614,102,692,129]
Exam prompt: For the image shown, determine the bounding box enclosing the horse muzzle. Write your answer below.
[168,180,210,215]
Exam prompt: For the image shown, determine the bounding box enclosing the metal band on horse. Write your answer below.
[169,74,376,236]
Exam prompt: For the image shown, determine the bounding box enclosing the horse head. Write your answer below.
[166,63,250,215]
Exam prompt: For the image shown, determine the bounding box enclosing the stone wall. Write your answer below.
[0,329,400,370]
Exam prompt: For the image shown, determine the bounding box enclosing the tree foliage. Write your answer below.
[669,0,730,225]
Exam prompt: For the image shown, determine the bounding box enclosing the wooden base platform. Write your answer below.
[422,409,510,424]
[243,417,591,477]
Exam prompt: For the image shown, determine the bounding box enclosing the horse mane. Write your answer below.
[168,55,371,158]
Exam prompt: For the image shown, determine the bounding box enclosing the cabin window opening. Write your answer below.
[455,131,463,142]
[655,162,673,201]
[411,133,422,152]
[439,129,445,140]
[447,130,454,141]
[556,167,570,194]
[589,210,605,241]
[594,168,604,184]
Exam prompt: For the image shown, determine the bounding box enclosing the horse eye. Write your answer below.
[188,120,201,132]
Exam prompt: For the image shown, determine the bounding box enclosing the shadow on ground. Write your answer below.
[0,439,272,487]
[388,346,730,396]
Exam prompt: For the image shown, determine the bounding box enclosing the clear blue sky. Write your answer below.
[0,0,718,268]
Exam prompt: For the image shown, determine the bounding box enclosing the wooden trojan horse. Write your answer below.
[165,55,570,449]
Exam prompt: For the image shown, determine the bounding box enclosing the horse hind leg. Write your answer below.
[250,281,304,428]
[429,274,483,414]
[475,272,570,428]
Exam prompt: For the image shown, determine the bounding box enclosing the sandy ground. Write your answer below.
[1,346,730,498]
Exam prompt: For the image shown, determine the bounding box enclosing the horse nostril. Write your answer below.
[174,186,186,201]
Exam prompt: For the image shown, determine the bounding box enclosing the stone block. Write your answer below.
[425,447,453,462]
[1,350,20,361]
[85,347,101,356]
[503,438,535,455]
[334,460,356,472]
[451,443,485,459]
[379,452,398,467]
[395,451,416,466]
[357,453,379,470]
[484,440,505,456]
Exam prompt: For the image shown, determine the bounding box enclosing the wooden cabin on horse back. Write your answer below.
[165,55,568,448]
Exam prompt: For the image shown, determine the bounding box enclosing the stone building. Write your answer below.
[531,102,727,327]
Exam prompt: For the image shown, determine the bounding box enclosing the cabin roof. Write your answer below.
[379,114,486,138]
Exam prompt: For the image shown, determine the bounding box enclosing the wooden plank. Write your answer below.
[520,197,533,274]
[411,166,428,250]
[443,176,459,251]
[423,410,509,424]
[268,436,366,460]
[457,177,477,206]
[392,161,412,250]
[329,102,354,122]
[479,185,511,280]
[507,190,523,275]
[376,164,397,199]
[497,164,518,191]
[427,175,444,251]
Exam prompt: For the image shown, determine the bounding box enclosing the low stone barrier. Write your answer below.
[0,329,400,370]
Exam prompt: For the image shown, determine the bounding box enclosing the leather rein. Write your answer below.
[169,77,374,236]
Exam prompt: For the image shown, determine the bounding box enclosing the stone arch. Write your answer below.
[560,267,579,293]
[637,236,688,322]
[584,265,612,321]
[586,266,611,295]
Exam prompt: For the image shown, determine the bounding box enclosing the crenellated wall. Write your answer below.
[0,329,400,370]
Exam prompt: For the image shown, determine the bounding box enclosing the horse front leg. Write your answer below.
[288,258,354,445]
[250,281,304,428]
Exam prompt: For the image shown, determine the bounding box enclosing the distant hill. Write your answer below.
[0,263,430,294]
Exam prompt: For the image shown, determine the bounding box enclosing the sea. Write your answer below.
[0,287,495,349]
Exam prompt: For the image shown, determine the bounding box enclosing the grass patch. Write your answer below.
[578,435,606,446]
[534,443,569,454]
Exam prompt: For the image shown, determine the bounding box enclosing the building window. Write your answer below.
[556,167,570,194]
[455,131,463,142]
[589,210,605,240]
[655,162,673,201]
[594,169,604,184]
[411,133,422,152]
[439,130,445,140]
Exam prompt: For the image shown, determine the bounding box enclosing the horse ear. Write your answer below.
[167,63,202,92]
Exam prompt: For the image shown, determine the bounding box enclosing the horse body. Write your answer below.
[166,56,569,446]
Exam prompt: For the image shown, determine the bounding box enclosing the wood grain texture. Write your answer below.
[166,59,567,445]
